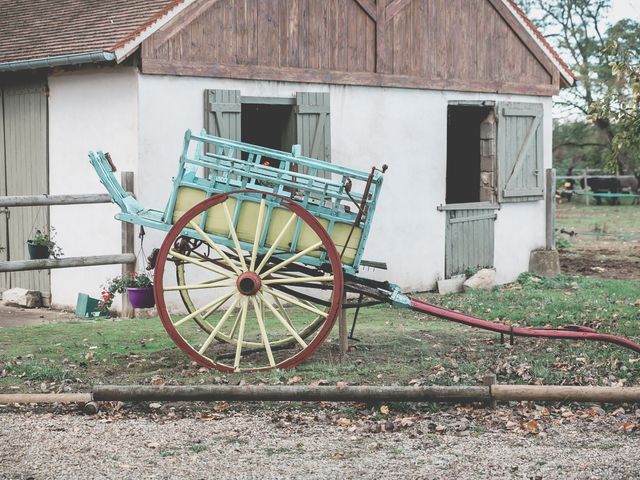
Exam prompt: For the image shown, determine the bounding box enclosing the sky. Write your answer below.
[608,0,640,22]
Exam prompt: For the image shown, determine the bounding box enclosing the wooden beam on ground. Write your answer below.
[93,385,490,403]
[0,254,135,272]
[491,385,640,403]
[0,393,92,404]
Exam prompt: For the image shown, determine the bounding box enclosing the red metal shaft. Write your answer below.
[408,296,640,353]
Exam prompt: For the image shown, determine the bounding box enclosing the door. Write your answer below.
[442,203,497,278]
[0,81,50,295]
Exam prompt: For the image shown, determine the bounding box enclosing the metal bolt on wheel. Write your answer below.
[154,190,344,372]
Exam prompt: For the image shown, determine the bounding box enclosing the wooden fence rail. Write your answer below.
[0,172,136,316]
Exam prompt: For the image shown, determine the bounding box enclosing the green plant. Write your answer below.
[29,228,63,258]
[555,236,572,250]
[100,271,153,310]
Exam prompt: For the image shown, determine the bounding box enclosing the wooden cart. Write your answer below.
[90,131,640,373]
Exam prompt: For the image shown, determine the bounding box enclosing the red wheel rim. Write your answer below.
[154,190,344,372]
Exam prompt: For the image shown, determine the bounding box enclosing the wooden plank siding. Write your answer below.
[141,0,559,96]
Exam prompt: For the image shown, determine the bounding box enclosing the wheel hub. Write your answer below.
[236,272,262,296]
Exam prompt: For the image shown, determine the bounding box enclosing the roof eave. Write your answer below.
[111,0,197,63]
[0,51,116,73]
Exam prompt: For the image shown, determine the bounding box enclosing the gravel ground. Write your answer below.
[1,405,638,480]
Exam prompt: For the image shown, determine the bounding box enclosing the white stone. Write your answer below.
[463,269,496,291]
[2,287,42,308]
[437,275,466,294]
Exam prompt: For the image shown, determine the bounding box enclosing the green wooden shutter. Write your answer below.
[0,87,7,290]
[204,89,241,140]
[497,102,544,202]
[296,92,331,162]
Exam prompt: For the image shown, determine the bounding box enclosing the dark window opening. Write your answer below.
[446,105,495,204]
[241,103,295,168]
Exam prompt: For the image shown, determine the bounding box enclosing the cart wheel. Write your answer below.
[154,190,344,372]
[175,262,328,347]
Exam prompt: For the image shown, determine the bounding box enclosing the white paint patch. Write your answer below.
[48,67,139,308]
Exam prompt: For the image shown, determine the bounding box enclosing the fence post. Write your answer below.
[583,172,589,205]
[545,168,556,249]
[121,172,135,318]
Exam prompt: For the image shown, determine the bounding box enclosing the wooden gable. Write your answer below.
[141,0,564,96]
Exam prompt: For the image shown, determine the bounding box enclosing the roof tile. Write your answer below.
[0,0,183,63]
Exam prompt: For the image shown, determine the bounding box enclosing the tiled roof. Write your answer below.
[0,0,184,64]
[505,0,576,83]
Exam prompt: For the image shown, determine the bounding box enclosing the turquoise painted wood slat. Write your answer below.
[0,86,7,290]
[497,102,544,203]
[445,206,497,278]
[90,130,384,274]
[2,83,50,294]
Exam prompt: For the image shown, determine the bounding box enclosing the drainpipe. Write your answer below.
[0,51,116,72]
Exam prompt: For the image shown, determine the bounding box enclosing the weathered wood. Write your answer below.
[141,0,564,94]
[0,193,114,207]
[338,290,348,358]
[0,393,92,404]
[121,172,135,319]
[353,0,376,21]
[142,60,559,96]
[492,385,640,403]
[545,168,556,249]
[93,384,490,403]
[483,374,497,409]
[0,254,135,272]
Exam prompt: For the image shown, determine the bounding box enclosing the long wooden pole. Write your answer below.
[545,168,556,249]
[491,385,640,403]
[0,193,113,207]
[93,385,489,403]
[0,254,135,272]
[0,393,92,404]
[2,385,640,405]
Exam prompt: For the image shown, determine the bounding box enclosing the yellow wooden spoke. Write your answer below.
[250,198,266,271]
[188,220,242,275]
[262,286,328,318]
[222,202,248,271]
[262,275,334,286]
[169,250,236,279]
[173,290,235,327]
[272,295,293,327]
[198,295,241,354]
[255,211,297,274]
[164,277,235,291]
[251,296,276,367]
[259,241,323,278]
[228,302,244,339]
[258,292,307,349]
[233,297,249,370]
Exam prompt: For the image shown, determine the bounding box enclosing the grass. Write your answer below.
[557,202,640,236]
[0,274,638,393]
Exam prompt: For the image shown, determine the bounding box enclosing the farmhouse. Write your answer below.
[0,0,573,309]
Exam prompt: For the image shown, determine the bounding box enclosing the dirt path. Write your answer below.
[1,405,638,480]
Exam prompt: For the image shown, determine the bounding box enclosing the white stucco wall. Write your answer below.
[137,75,553,293]
[45,68,551,308]
[48,67,139,308]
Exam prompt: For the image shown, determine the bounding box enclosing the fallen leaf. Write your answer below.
[380,405,390,415]
[336,418,352,427]
[525,419,540,434]
[287,375,303,385]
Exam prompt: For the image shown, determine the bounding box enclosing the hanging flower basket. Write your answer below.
[126,286,155,309]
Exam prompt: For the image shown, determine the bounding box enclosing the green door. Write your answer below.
[442,203,498,278]
[0,81,50,298]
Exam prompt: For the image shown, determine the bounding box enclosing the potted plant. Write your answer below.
[27,228,63,259]
[101,271,155,311]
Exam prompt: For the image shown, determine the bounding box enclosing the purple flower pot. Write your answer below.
[126,287,155,309]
